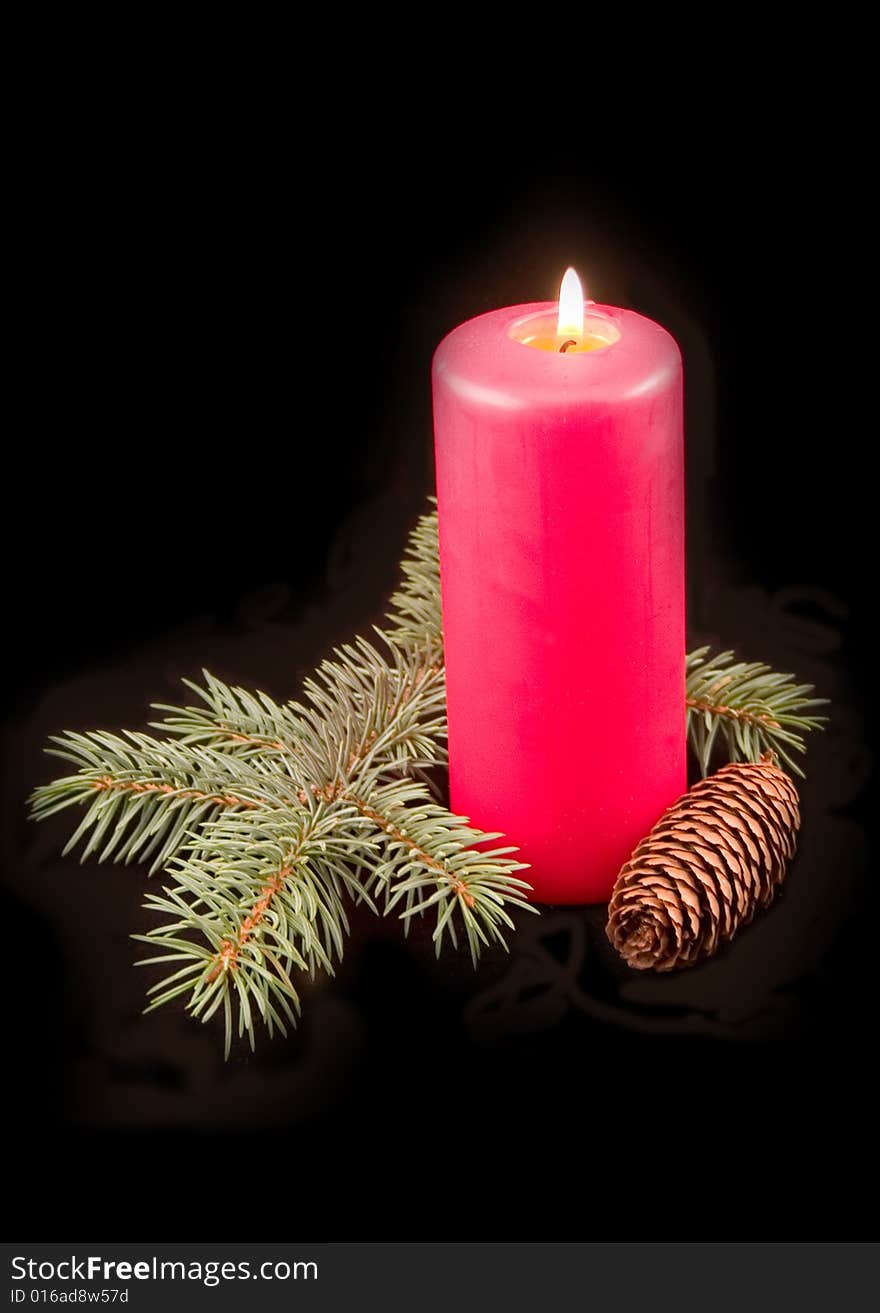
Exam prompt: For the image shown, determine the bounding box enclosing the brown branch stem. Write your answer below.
[92,776,260,809]
[345,791,475,908]
[686,696,780,730]
[219,728,288,752]
[206,863,294,982]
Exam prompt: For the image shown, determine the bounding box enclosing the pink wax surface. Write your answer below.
[432,302,685,904]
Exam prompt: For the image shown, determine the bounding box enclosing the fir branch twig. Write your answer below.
[686,646,828,777]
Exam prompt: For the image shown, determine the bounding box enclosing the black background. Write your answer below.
[4,71,874,1237]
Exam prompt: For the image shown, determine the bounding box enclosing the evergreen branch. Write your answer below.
[135,775,532,1053]
[342,779,534,963]
[28,731,295,873]
[289,637,447,781]
[153,640,446,778]
[151,670,304,757]
[134,798,374,1056]
[686,647,828,777]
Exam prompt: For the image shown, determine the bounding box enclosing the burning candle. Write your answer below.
[432,269,685,904]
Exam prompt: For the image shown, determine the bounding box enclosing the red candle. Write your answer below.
[432,270,685,904]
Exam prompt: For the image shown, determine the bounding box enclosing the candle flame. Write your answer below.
[557,267,585,337]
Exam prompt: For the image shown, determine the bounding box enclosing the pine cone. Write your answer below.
[607,757,800,971]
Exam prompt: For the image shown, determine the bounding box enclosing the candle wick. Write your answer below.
[559,339,577,353]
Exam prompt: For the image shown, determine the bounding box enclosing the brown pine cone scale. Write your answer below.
[606,757,800,971]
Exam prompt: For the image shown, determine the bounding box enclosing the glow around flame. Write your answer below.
[557,267,585,337]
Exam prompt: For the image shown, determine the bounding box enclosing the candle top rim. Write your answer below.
[433,302,681,408]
